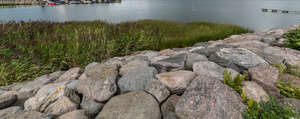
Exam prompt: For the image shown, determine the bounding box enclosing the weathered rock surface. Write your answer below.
[1,91,34,107]
[156,70,196,94]
[0,106,23,118]
[24,81,80,115]
[145,79,170,103]
[77,63,118,102]
[57,110,88,119]
[152,53,187,72]
[55,67,82,82]
[281,74,300,88]
[95,91,161,119]
[80,96,104,118]
[161,95,181,119]
[5,111,53,119]
[280,98,300,113]
[249,64,280,97]
[193,61,239,81]
[175,75,246,119]
[119,58,149,76]
[185,53,208,70]
[0,93,17,109]
[118,66,158,93]
[242,81,269,102]
[209,48,268,72]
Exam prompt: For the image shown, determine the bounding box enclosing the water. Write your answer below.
[0,0,299,31]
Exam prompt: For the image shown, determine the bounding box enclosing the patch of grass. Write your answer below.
[285,27,300,50]
[0,20,250,86]
[0,3,32,6]
[224,70,246,93]
[277,81,300,100]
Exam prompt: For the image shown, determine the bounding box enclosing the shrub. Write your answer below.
[224,70,246,93]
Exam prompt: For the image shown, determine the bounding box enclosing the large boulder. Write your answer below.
[145,79,171,103]
[5,111,53,119]
[0,106,23,118]
[249,64,280,97]
[156,70,196,94]
[80,96,104,118]
[118,66,158,93]
[1,91,34,107]
[193,61,239,81]
[77,63,118,102]
[55,67,82,82]
[119,58,149,76]
[242,81,269,102]
[161,95,181,119]
[209,48,268,72]
[95,91,161,119]
[175,75,246,119]
[185,53,208,70]
[152,53,187,72]
[0,93,17,109]
[24,81,80,115]
[57,110,88,119]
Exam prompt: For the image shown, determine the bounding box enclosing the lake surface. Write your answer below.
[0,0,300,31]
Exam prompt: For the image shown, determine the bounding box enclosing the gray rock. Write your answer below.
[156,70,196,94]
[0,93,17,109]
[281,74,300,89]
[249,64,280,97]
[95,91,161,119]
[185,53,208,70]
[5,111,53,119]
[77,63,118,102]
[80,96,104,118]
[242,81,269,102]
[57,110,88,119]
[85,62,100,71]
[0,106,23,119]
[55,67,82,82]
[280,98,300,113]
[152,53,187,73]
[193,61,240,81]
[209,48,268,72]
[175,75,246,119]
[1,91,34,107]
[145,79,171,103]
[118,66,158,94]
[119,58,149,76]
[159,49,180,56]
[24,81,80,115]
[161,95,181,119]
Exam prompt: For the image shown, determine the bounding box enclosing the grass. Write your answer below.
[0,20,250,86]
[0,3,32,6]
[284,26,300,50]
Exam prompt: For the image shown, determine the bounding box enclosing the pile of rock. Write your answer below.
[0,25,300,119]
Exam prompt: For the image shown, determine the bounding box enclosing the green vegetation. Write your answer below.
[285,27,300,50]
[0,20,250,86]
[0,3,32,6]
[223,70,299,119]
[277,81,300,100]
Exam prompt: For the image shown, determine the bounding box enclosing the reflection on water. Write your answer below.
[0,0,299,31]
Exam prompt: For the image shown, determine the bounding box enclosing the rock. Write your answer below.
[5,111,53,119]
[43,96,79,115]
[95,91,161,119]
[193,61,240,81]
[1,91,34,107]
[280,98,300,113]
[161,95,181,119]
[104,57,125,66]
[209,48,268,72]
[55,67,82,82]
[242,81,269,102]
[0,93,17,109]
[156,70,196,94]
[249,64,280,97]
[185,53,208,70]
[85,62,100,71]
[175,75,246,119]
[0,106,23,118]
[119,58,149,76]
[80,96,104,118]
[152,53,187,72]
[281,74,300,88]
[24,81,80,115]
[18,71,65,94]
[77,63,118,102]
[57,110,88,119]
[159,49,180,56]
[145,79,170,103]
[118,66,158,93]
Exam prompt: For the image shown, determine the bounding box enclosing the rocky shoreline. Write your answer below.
[0,25,300,119]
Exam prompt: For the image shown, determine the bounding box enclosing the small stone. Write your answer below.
[118,66,158,93]
[57,110,88,119]
[242,81,269,102]
[249,64,280,97]
[56,67,82,82]
[152,53,187,73]
[80,96,104,118]
[145,79,171,103]
[185,53,208,70]
[156,70,196,94]
[95,91,161,119]
[175,75,246,119]
[0,106,23,118]
[161,95,181,119]
[119,58,149,76]
[0,93,17,109]
[77,63,118,102]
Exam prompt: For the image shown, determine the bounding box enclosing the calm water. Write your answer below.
[0,0,300,31]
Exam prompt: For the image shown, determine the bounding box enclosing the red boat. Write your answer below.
[48,2,56,5]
